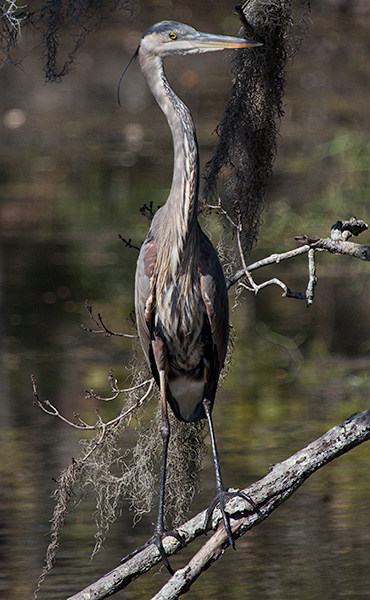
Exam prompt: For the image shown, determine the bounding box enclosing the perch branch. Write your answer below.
[67,408,370,600]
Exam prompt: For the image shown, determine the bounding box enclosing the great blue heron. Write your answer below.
[127,20,260,572]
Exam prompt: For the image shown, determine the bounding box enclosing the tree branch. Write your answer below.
[295,235,370,260]
[227,244,311,290]
[67,408,370,600]
[226,217,370,305]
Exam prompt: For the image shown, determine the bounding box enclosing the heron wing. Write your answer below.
[198,231,229,372]
[135,234,157,365]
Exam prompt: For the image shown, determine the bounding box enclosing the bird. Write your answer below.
[127,20,260,573]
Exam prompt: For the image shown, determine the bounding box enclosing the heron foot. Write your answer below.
[121,528,185,575]
[205,487,255,548]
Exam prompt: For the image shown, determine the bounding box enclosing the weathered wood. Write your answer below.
[67,409,370,600]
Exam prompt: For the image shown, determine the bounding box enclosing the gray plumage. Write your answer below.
[127,20,260,573]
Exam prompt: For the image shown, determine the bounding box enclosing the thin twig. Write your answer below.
[81,300,137,338]
[32,375,155,431]
[85,369,154,402]
[207,196,239,229]
[118,234,140,251]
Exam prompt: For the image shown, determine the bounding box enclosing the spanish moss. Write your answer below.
[203,0,311,258]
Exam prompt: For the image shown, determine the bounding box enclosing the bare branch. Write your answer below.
[305,249,317,307]
[67,408,370,600]
[32,374,155,432]
[227,244,311,290]
[139,201,160,223]
[295,235,370,261]
[32,375,96,431]
[207,196,239,229]
[240,277,288,296]
[81,300,137,338]
[1,0,27,36]
[227,217,369,304]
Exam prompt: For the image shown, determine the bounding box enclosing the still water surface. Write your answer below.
[1,3,370,599]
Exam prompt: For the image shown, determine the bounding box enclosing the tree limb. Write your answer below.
[226,217,370,305]
[295,235,370,260]
[67,408,370,600]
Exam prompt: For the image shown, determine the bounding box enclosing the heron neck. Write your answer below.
[140,53,199,233]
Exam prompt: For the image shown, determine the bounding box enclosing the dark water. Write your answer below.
[1,2,370,599]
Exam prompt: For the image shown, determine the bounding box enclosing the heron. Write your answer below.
[127,20,260,572]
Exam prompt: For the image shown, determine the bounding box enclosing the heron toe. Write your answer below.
[205,487,256,548]
[121,528,185,575]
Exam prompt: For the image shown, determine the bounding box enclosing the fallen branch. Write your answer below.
[67,408,370,600]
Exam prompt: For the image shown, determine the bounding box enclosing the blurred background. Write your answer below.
[0,0,369,598]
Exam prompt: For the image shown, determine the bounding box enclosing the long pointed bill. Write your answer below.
[189,31,262,50]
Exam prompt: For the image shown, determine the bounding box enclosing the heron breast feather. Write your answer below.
[168,376,204,421]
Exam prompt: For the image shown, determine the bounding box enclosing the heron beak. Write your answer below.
[189,31,262,51]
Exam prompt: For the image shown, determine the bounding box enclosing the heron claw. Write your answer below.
[205,487,255,548]
[121,528,185,575]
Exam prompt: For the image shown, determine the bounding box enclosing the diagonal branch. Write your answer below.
[67,408,370,600]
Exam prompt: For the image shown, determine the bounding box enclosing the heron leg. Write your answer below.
[150,368,183,574]
[120,337,183,574]
[156,369,170,537]
[203,397,255,549]
[120,365,184,573]
[202,397,234,547]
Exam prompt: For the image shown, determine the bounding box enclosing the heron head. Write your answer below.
[117,21,261,104]
[139,20,261,58]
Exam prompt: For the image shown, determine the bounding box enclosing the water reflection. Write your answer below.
[1,2,370,599]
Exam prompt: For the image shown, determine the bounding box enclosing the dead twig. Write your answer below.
[32,374,155,433]
[85,369,154,402]
[81,300,137,338]
[118,234,140,251]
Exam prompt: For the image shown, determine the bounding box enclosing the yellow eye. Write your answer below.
[168,32,177,40]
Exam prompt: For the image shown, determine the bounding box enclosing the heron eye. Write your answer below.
[168,32,177,40]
